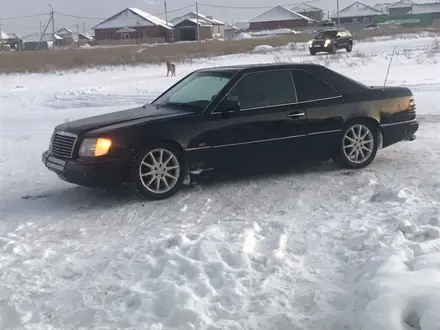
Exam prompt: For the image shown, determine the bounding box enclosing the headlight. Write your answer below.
[324,39,331,46]
[49,131,55,151]
[79,137,112,157]
[308,40,313,47]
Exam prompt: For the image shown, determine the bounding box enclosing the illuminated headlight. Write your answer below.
[324,39,331,47]
[308,40,313,47]
[79,137,112,157]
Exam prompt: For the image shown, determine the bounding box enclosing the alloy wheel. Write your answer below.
[342,124,374,164]
[139,148,180,194]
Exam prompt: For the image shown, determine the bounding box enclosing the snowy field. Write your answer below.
[1,35,440,330]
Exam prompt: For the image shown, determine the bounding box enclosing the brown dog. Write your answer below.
[166,60,176,77]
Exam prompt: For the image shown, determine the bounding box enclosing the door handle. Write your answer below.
[287,112,305,118]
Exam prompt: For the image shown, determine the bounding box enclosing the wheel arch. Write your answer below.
[124,138,188,183]
[343,116,383,149]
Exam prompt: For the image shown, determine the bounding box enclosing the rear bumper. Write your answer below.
[42,151,130,188]
[380,119,419,148]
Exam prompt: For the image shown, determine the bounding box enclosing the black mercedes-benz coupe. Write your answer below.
[42,63,418,200]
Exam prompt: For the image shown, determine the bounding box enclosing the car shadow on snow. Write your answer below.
[2,158,380,220]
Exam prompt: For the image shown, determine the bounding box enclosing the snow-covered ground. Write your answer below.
[0,35,439,330]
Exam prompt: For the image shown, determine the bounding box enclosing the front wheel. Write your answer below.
[332,121,378,169]
[131,143,185,200]
[310,50,316,56]
[346,43,353,52]
[330,44,337,54]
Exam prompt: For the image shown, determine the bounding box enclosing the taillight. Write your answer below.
[409,99,416,113]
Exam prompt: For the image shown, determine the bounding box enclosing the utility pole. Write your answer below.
[36,16,52,50]
[76,24,79,35]
[49,4,55,45]
[336,0,340,28]
[83,22,86,35]
[196,1,200,42]
[40,21,43,35]
[164,1,168,27]
[0,21,3,50]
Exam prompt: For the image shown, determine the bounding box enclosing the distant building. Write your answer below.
[373,2,393,15]
[93,7,173,44]
[331,1,386,25]
[249,5,313,31]
[22,33,63,50]
[172,18,214,41]
[290,3,324,21]
[411,2,440,15]
[224,23,239,39]
[0,32,22,50]
[55,28,93,46]
[171,12,226,40]
[374,2,440,27]
[388,0,416,15]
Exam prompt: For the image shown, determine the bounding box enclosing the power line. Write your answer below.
[0,1,321,22]
[198,1,321,9]
[0,13,49,21]
[54,4,195,21]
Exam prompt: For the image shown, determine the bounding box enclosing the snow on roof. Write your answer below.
[373,3,392,14]
[331,2,385,18]
[250,6,312,23]
[56,27,73,35]
[195,12,225,25]
[116,27,137,33]
[171,12,225,26]
[93,8,172,30]
[23,33,62,42]
[390,0,416,8]
[290,3,323,12]
[411,2,440,14]
[129,8,172,28]
[224,22,238,30]
[174,17,213,27]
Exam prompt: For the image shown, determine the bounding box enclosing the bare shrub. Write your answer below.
[430,38,440,53]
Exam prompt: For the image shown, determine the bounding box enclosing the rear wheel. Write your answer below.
[332,120,378,169]
[131,143,185,200]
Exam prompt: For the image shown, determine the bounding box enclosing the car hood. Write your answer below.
[55,104,196,134]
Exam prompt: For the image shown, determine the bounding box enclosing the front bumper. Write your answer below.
[42,151,130,188]
[380,119,419,148]
[309,44,333,52]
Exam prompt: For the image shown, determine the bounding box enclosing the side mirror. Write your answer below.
[219,97,240,114]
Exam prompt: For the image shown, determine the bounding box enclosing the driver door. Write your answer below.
[196,69,309,169]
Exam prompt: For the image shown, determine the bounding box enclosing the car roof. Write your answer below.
[196,62,324,73]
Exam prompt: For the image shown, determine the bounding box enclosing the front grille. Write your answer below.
[50,132,77,159]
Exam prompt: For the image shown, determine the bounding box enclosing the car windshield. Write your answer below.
[152,71,235,112]
[316,30,338,39]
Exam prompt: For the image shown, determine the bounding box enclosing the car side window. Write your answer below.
[227,70,297,110]
[290,70,341,103]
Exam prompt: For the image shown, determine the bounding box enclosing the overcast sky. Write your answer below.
[1,0,382,35]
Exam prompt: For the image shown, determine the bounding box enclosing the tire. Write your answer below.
[131,142,185,200]
[346,43,353,52]
[310,50,316,56]
[330,44,337,54]
[332,120,379,169]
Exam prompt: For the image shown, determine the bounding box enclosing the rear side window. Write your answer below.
[290,70,341,103]
[228,70,297,110]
